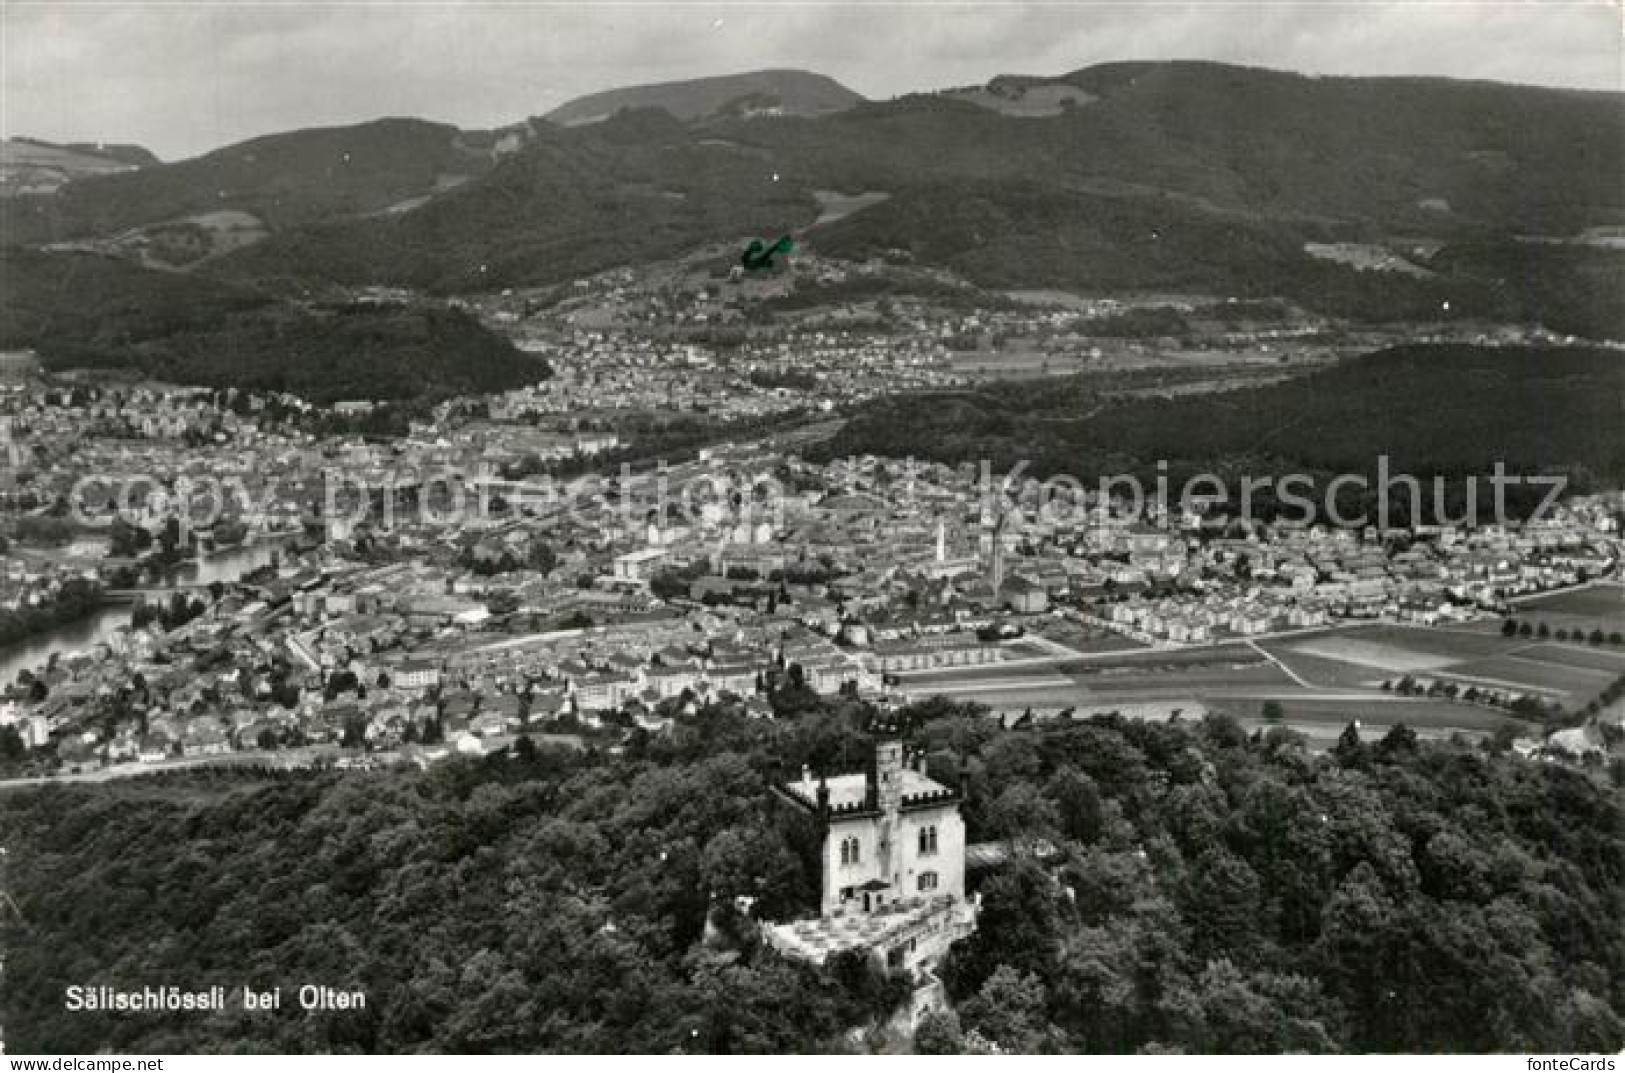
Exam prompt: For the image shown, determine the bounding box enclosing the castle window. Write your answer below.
[840,839,850,866]
[850,838,861,864]
[929,826,939,854]
[919,825,938,855]
[918,871,939,892]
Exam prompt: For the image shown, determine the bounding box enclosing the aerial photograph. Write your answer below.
[0,0,1620,1061]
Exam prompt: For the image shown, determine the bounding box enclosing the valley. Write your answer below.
[0,44,1621,1059]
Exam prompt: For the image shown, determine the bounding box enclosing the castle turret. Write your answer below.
[875,736,904,814]
[765,719,977,976]
[873,728,905,893]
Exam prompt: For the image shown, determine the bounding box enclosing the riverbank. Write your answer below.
[0,538,291,684]
[0,579,106,651]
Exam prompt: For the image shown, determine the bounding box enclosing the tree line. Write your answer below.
[0,693,1619,1053]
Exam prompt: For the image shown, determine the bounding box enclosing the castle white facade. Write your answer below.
[767,733,976,983]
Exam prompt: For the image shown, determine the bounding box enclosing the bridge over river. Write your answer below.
[0,539,290,683]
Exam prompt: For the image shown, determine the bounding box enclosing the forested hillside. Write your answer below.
[1,119,492,247]
[1,700,1619,1053]
[212,109,817,294]
[4,64,1620,336]
[0,250,543,402]
[811,344,1625,522]
[210,63,1625,336]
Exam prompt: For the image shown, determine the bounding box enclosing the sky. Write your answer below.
[3,0,1620,160]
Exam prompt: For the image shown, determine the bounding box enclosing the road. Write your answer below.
[0,746,340,792]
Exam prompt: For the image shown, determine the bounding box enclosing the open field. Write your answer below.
[902,671,1530,745]
[1051,641,1263,673]
[942,83,1097,117]
[901,663,1072,688]
[1258,645,1390,689]
[1442,654,1614,705]
[1286,636,1456,673]
[810,189,890,226]
[1509,582,1624,620]
[1284,623,1516,666]
[895,657,1289,706]
[1067,663,1292,695]
[942,344,1317,381]
[897,679,1076,704]
[1303,241,1430,276]
[1266,623,1621,709]
[1506,584,1625,636]
[900,619,1590,743]
[945,347,1087,379]
[1523,643,1625,673]
[1214,694,1525,735]
[1055,634,1148,655]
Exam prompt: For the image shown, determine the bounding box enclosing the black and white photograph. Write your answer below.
[0,0,1621,1060]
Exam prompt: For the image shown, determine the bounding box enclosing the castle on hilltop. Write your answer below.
[765,725,977,1004]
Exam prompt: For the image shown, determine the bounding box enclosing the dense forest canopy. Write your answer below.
[811,344,1625,523]
[0,119,489,246]
[0,250,545,403]
[2,698,1620,1054]
[212,66,1625,337]
[5,63,1617,337]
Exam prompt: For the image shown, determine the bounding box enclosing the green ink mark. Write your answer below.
[741,235,794,271]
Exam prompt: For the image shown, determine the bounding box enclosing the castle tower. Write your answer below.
[875,736,904,814]
[870,724,905,895]
[766,728,977,976]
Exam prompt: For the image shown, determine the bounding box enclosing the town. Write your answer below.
[2,254,1621,784]
[3,17,1623,1056]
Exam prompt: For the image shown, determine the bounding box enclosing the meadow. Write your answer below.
[1507,583,1625,636]
[1268,623,1620,711]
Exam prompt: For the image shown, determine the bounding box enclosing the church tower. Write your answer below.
[987,511,1007,593]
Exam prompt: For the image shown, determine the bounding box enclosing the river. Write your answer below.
[0,540,288,685]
